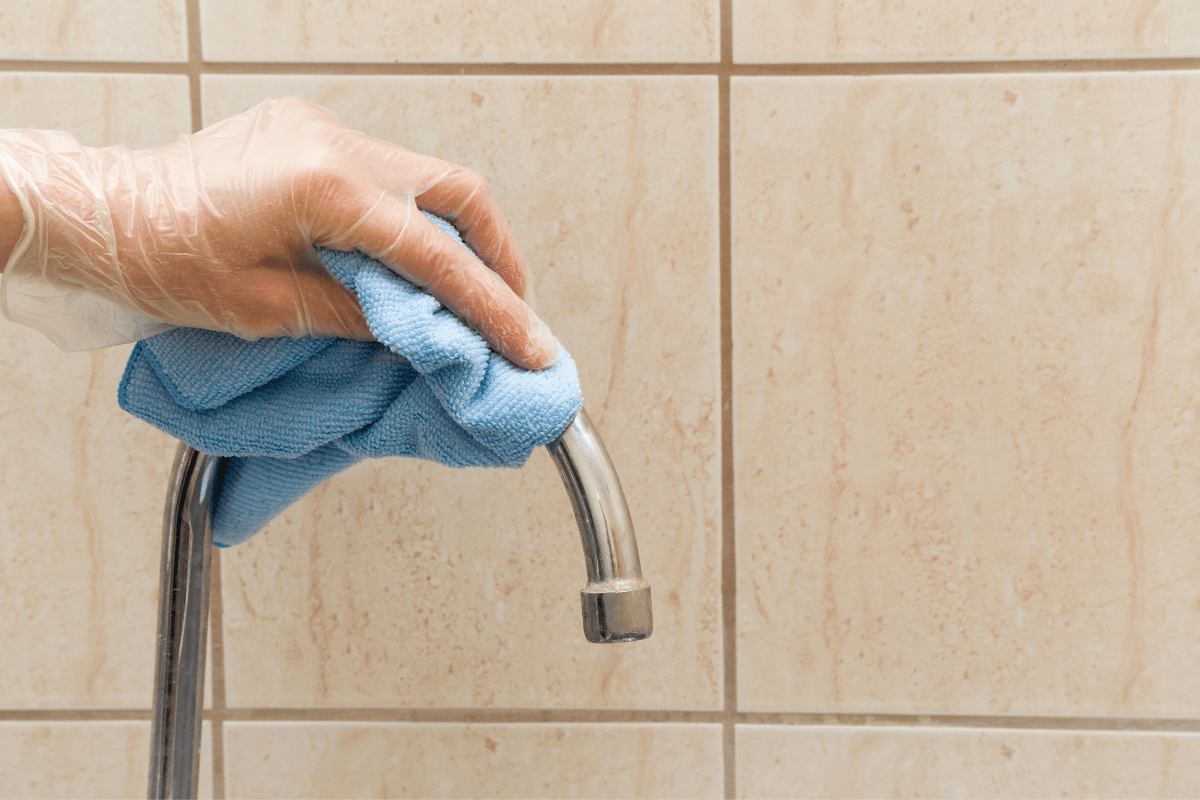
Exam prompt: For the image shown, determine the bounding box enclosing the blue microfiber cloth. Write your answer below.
[118,213,583,547]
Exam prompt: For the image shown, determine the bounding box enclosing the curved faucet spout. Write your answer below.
[149,409,652,795]
[546,408,653,643]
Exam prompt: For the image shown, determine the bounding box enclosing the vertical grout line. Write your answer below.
[186,0,203,133]
[719,0,737,798]
[209,548,227,800]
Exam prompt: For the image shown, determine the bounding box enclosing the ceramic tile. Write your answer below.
[204,76,721,709]
[199,0,717,62]
[0,75,190,709]
[225,722,721,799]
[0,721,211,799]
[0,332,177,708]
[0,0,186,62]
[734,73,1200,716]
[0,74,191,150]
[737,725,1200,799]
[733,0,1200,62]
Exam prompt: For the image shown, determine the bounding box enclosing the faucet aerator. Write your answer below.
[581,585,653,643]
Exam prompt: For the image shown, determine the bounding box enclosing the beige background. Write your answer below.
[2,1,1200,799]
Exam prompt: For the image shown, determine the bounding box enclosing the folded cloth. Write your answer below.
[118,213,582,547]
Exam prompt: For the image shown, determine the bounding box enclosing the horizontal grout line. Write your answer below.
[0,60,713,75]
[3,57,1200,78]
[0,709,152,721]
[732,56,1200,75]
[207,708,728,724]
[202,710,1200,733]
[735,712,1200,733]
[190,61,718,75]
[4,708,1196,733]
[0,60,188,73]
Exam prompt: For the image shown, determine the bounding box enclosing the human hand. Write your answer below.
[0,97,558,369]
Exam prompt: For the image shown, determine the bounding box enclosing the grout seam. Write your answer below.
[718,0,736,798]
[185,0,203,133]
[5,58,1200,78]
[2,708,1199,733]
[209,548,227,800]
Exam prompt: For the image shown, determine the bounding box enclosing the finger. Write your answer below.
[341,193,557,370]
[414,163,531,300]
[346,137,532,301]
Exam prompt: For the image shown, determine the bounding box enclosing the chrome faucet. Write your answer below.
[547,408,652,643]
[148,407,652,798]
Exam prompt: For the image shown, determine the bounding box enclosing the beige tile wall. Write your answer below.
[2,0,1200,798]
[734,72,1200,718]
[224,723,722,799]
[0,722,211,799]
[733,1,1200,63]
[200,0,719,63]
[737,726,1200,798]
[0,1,186,62]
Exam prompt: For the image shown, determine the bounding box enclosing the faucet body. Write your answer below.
[148,407,651,797]
[546,408,653,642]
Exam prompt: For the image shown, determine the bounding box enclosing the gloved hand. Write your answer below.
[0,97,558,369]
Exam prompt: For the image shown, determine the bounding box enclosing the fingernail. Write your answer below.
[530,310,559,369]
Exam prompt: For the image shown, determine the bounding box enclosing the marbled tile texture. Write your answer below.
[0,74,191,151]
[733,0,1200,63]
[737,726,1200,799]
[0,75,189,709]
[0,0,186,62]
[200,0,718,63]
[204,76,721,709]
[0,722,212,799]
[734,73,1200,716]
[224,723,722,799]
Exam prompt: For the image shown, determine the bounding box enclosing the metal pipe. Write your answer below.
[148,443,218,800]
[546,408,653,643]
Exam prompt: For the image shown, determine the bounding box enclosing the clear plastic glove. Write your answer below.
[0,97,558,369]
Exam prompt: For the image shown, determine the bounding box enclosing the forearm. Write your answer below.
[0,173,22,271]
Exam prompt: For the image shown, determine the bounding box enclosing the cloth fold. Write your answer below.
[118,214,582,546]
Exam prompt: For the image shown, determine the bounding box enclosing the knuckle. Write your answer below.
[294,144,351,185]
[291,153,370,214]
[269,97,343,136]
[455,166,491,197]
[276,96,322,118]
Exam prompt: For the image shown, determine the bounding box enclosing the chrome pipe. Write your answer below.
[148,443,218,800]
[546,408,653,643]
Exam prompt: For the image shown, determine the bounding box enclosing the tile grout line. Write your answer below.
[185,0,203,134]
[7,57,1200,77]
[718,0,737,798]
[211,711,1200,733]
[209,548,228,800]
[4,707,1200,733]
